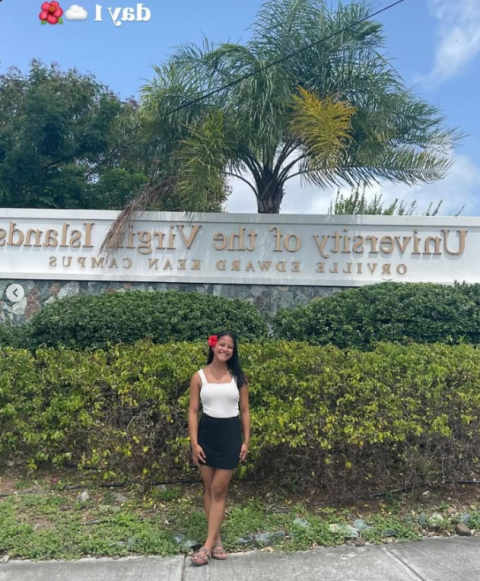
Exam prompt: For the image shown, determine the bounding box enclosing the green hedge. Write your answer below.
[0,324,34,350]
[0,290,267,350]
[3,283,480,351]
[0,324,24,349]
[2,340,480,495]
[273,282,480,348]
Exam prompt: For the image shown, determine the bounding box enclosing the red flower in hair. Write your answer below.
[208,335,218,348]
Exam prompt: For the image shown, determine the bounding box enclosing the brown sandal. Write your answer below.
[190,546,211,566]
[212,541,228,560]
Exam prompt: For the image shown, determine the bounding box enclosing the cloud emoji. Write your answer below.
[65,5,88,20]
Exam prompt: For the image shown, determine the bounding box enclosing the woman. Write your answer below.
[188,331,251,566]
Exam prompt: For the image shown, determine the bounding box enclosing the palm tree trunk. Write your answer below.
[256,176,284,214]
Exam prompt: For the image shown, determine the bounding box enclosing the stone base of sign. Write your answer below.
[0,279,347,326]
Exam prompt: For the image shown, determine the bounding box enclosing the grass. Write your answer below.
[1,471,479,561]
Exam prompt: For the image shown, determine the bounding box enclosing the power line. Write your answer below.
[166,0,406,116]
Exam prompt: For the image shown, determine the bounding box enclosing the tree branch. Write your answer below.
[278,153,308,182]
[284,169,316,182]
[242,154,263,185]
[273,139,298,177]
[223,171,258,194]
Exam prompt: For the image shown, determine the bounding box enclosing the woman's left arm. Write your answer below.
[239,382,250,462]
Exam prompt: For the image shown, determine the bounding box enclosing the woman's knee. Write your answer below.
[211,483,228,500]
[203,484,212,498]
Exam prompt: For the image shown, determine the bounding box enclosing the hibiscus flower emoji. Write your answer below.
[39,1,64,25]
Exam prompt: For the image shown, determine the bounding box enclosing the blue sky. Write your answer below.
[1,0,479,215]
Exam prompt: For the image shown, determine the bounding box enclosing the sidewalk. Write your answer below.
[1,536,479,581]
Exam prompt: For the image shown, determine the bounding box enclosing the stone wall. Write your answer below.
[0,279,347,325]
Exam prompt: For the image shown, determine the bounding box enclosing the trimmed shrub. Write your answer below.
[2,340,480,496]
[3,290,267,350]
[273,282,480,348]
[0,325,18,348]
[0,324,32,349]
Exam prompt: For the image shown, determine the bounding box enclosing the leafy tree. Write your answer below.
[0,61,195,211]
[0,61,143,209]
[137,0,460,215]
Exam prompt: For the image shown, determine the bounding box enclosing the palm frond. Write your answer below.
[176,111,232,210]
[290,87,355,168]
[99,178,174,257]
[349,89,462,153]
[301,146,453,189]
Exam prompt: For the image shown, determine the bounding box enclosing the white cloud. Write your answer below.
[419,0,480,87]
[65,5,88,21]
[226,153,480,216]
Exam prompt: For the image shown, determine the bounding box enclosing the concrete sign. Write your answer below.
[0,209,477,286]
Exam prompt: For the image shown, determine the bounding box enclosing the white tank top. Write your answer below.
[198,368,239,418]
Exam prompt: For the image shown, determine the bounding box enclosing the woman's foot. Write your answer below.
[190,546,211,566]
[212,540,228,560]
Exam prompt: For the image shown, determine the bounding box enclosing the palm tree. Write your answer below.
[102,0,459,250]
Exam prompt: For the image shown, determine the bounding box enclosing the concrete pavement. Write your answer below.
[0,555,184,581]
[1,536,479,581]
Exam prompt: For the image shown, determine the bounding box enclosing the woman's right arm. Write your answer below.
[188,372,206,466]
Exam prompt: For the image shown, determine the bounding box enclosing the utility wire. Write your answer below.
[166,0,406,116]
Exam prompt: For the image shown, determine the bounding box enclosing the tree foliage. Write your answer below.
[327,186,453,216]
[0,61,223,212]
[139,0,460,214]
[0,61,140,209]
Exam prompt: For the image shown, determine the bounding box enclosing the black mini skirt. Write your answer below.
[198,413,242,470]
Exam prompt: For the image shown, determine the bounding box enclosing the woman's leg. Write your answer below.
[199,465,224,544]
[199,465,215,522]
[191,465,217,565]
[203,469,234,550]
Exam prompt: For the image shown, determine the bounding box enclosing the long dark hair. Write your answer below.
[207,330,247,389]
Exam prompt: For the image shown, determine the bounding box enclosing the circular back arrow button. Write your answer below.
[6,284,25,303]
